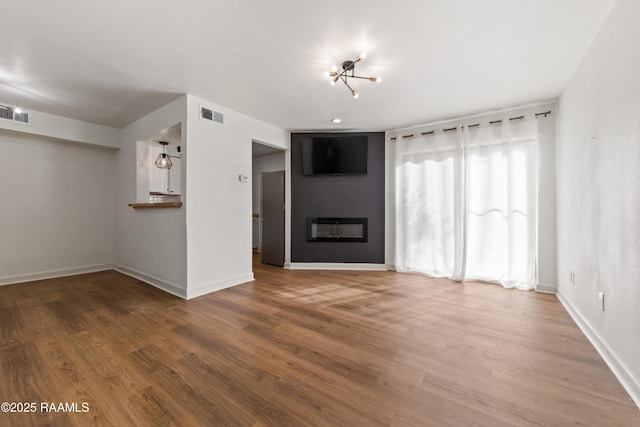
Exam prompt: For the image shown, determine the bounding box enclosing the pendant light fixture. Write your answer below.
[324,52,381,98]
[155,141,172,169]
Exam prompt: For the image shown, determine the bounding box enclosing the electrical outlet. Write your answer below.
[598,291,605,311]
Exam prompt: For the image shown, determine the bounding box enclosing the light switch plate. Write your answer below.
[598,291,605,311]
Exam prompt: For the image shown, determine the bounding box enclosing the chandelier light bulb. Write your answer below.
[352,90,359,99]
[156,154,171,169]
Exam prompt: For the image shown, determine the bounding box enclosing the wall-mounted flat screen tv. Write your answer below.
[301,136,368,176]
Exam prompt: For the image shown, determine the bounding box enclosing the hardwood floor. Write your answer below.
[1,260,638,426]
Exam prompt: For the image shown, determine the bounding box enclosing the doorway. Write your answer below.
[251,141,286,266]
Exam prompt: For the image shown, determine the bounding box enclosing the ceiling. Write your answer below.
[252,142,285,158]
[0,0,614,132]
[139,123,182,146]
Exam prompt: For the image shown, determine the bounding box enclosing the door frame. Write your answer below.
[251,140,291,266]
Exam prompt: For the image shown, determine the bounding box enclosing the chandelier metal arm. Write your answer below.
[325,52,380,98]
[341,76,356,93]
[335,69,348,81]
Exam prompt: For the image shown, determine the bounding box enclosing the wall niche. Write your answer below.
[135,123,182,203]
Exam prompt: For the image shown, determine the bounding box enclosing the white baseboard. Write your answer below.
[0,264,113,286]
[285,262,388,271]
[557,292,640,410]
[536,282,557,294]
[114,265,187,299]
[186,273,254,299]
[1,263,255,302]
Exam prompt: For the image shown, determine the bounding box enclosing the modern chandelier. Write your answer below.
[325,52,381,98]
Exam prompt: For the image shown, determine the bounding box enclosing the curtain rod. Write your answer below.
[394,110,552,140]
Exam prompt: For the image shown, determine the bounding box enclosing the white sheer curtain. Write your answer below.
[395,118,538,290]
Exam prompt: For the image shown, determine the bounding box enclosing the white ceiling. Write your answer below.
[252,142,285,158]
[139,123,182,146]
[0,0,614,132]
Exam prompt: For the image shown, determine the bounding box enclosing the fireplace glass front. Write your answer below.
[306,218,368,242]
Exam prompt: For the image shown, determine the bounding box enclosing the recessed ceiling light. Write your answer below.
[331,118,342,124]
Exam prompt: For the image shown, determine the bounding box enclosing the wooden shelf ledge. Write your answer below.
[149,192,182,196]
[128,202,183,209]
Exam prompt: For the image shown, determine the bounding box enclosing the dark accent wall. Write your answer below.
[291,132,385,263]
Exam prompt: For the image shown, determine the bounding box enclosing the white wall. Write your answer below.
[556,0,640,407]
[537,113,557,291]
[0,131,116,284]
[115,96,188,297]
[185,95,289,298]
[384,134,396,269]
[0,110,120,149]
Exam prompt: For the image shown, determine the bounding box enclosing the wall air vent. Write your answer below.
[0,106,12,120]
[0,104,31,125]
[14,111,30,124]
[200,105,224,125]
[201,107,213,121]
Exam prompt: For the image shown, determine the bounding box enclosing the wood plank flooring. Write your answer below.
[0,260,638,426]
